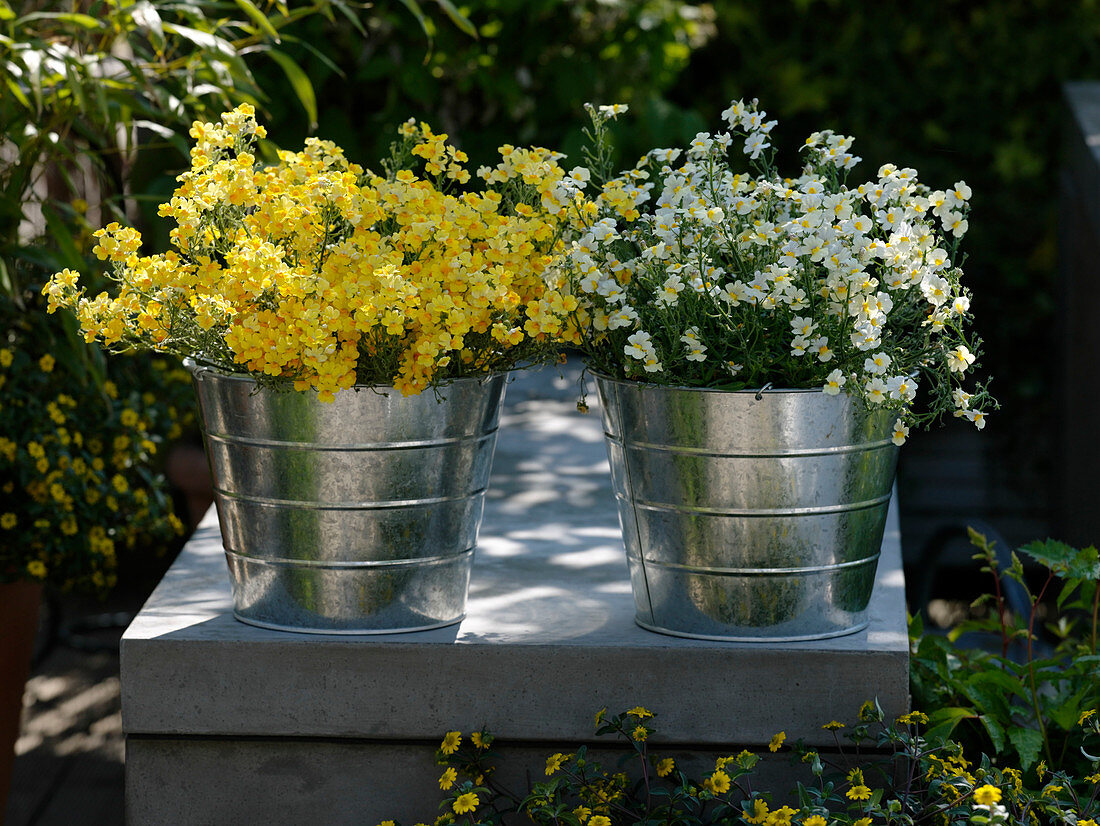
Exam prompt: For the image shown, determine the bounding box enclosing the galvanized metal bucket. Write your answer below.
[595,376,899,642]
[189,362,507,634]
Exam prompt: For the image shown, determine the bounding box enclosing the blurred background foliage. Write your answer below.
[5,0,1095,590]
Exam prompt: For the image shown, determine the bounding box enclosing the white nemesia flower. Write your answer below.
[865,377,888,404]
[891,419,910,446]
[947,345,975,373]
[864,352,891,375]
[823,369,846,395]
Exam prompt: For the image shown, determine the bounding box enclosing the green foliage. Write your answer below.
[0,290,191,592]
[387,705,1100,825]
[910,530,1100,774]
[253,0,716,173]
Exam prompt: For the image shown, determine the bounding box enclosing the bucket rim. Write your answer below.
[183,357,509,393]
[591,371,829,396]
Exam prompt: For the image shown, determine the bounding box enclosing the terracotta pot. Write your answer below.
[0,581,42,815]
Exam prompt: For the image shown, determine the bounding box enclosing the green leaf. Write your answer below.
[395,0,430,40]
[326,0,367,36]
[4,77,31,110]
[161,22,236,57]
[978,713,1006,753]
[15,11,102,29]
[130,1,166,53]
[924,706,976,742]
[266,49,317,129]
[232,0,281,42]
[1020,539,1100,580]
[1007,726,1044,770]
[430,0,478,39]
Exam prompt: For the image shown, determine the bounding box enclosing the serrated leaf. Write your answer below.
[979,713,1006,753]
[232,0,280,41]
[1007,726,1043,770]
[1020,539,1100,580]
[266,49,316,129]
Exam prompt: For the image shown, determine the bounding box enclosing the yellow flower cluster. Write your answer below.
[1,339,188,592]
[46,105,587,399]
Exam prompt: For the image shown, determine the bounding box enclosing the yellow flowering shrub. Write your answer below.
[385,705,1100,826]
[45,105,589,400]
[0,293,189,592]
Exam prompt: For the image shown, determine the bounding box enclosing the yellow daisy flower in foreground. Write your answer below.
[804,816,827,826]
[743,798,770,824]
[846,784,872,801]
[655,757,675,777]
[627,706,653,719]
[1079,709,1096,726]
[853,818,872,826]
[440,731,461,755]
[470,731,490,749]
[703,770,730,795]
[589,817,611,826]
[631,725,648,742]
[822,720,845,731]
[973,785,1001,806]
[452,792,479,814]
[768,731,786,752]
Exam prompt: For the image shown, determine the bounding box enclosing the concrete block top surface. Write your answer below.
[121,365,909,746]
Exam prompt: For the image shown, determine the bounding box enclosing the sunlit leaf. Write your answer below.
[232,0,281,42]
[15,11,102,29]
[161,22,236,57]
[266,48,317,129]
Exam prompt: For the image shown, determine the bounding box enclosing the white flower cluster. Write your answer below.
[561,100,994,440]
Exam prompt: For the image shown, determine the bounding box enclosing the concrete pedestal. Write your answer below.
[121,368,909,824]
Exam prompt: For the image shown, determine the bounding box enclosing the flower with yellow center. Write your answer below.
[846,785,872,802]
[703,770,731,795]
[743,799,770,824]
[438,768,456,791]
[451,792,479,815]
[769,731,786,752]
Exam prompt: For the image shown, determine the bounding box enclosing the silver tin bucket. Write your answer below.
[189,362,507,634]
[595,376,899,642]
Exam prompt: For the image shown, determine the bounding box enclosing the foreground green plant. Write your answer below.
[383,703,1100,826]
[911,530,1100,775]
